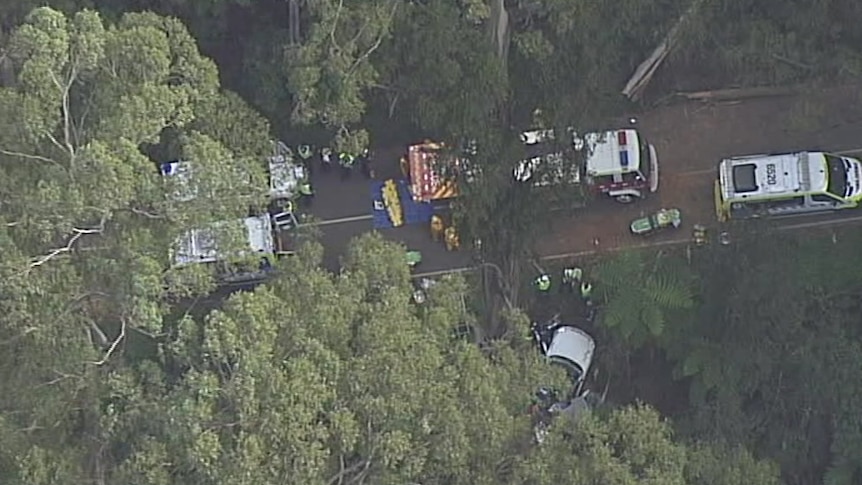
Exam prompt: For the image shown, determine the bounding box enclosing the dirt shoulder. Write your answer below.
[536,84,862,259]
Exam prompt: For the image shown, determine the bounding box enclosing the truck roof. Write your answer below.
[718,151,828,201]
[407,141,460,202]
[172,215,274,266]
[269,154,306,199]
[582,129,641,177]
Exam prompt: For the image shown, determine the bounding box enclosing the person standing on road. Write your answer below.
[444,226,460,251]
[298,180,314,207]
[562,267,582,292]
[430,215,444,242]
[535,274,551,294]
[339,152,356,180]
[320,147,333,172]
[358,148,373,179]
[298,144,313,175]
[580,281,593,306]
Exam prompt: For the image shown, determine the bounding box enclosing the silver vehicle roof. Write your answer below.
[546,326,596,379]
[172,215,274,266]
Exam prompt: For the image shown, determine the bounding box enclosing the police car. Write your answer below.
[715,151,862,221]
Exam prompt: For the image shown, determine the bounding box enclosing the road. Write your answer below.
[301,84,862,277]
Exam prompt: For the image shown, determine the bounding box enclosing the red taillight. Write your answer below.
[617,131,627,146]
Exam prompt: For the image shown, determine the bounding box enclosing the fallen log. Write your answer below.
[622,0,704,101]
[677,86,800,102]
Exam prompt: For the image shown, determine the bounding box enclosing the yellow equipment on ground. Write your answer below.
[382,179,403,227]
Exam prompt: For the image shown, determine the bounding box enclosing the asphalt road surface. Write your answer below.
[298,159,473,273]
[299,84,862,277]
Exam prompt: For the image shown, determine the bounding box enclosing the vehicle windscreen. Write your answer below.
[638,136,651,178]
[549,355,584,383]
[825,154,848,198]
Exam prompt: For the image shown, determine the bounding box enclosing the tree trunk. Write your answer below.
[677,86,800,102]
[488,0,510,63]
[288,0,301,45]
[622,0,704,101]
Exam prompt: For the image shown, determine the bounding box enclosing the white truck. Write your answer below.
[268,140,309,203]
[160,158,293,283]
[171,215,291,283]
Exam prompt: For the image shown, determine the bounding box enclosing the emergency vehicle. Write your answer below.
[404,140,476,204]
[171,214,293,283]
[160,156,293,283]
[269,140,308,203]
[532,319,596,395]
[714,151,862,222]
[514,128,660,203]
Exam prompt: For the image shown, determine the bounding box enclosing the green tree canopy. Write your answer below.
[0,9,272,483]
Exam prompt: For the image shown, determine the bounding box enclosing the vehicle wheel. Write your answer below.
[615,194,634,204]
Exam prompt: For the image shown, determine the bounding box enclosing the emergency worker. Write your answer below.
[298,144,313,161]
[444,226,460,251]
[535,274,551,293]
[298,181,314,206]
[430,215,445,242]
[580,281,593,305]
[320,147,333,172]
[359,148,373,179]
[562,267,583,292]
[339,152,356,180]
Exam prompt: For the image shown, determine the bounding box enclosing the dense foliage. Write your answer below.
[588,227,862,485]
[2,1,861,484]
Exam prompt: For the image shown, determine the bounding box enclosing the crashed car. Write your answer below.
[531,318,596,395]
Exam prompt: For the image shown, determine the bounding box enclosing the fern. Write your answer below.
[596,250,696,342]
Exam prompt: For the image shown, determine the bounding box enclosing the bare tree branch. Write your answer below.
[21,215,108,275]
[88,321,110,348]
[88,319,125,366]
[348,1,400,74]
[35,369,83,388]
[61,65,79,161]
[0,147,63,167]
[129,207,165,219]
[329,0,345,52]
[328,458,369,485]
[43,130,70,158]
[21,419,44,433]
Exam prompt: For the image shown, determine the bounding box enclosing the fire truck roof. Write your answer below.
[582,129,641,177]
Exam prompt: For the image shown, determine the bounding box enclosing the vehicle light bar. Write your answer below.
[617,131,627,146]
[619,151,629,167]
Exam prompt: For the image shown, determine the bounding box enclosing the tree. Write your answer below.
[652,229,862,485]
[0,8,271,483]
[76,234,572,484]
[375,0,508,140]
[506,0,686,127]
[594,250,696,345]
[511,403,780,485]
